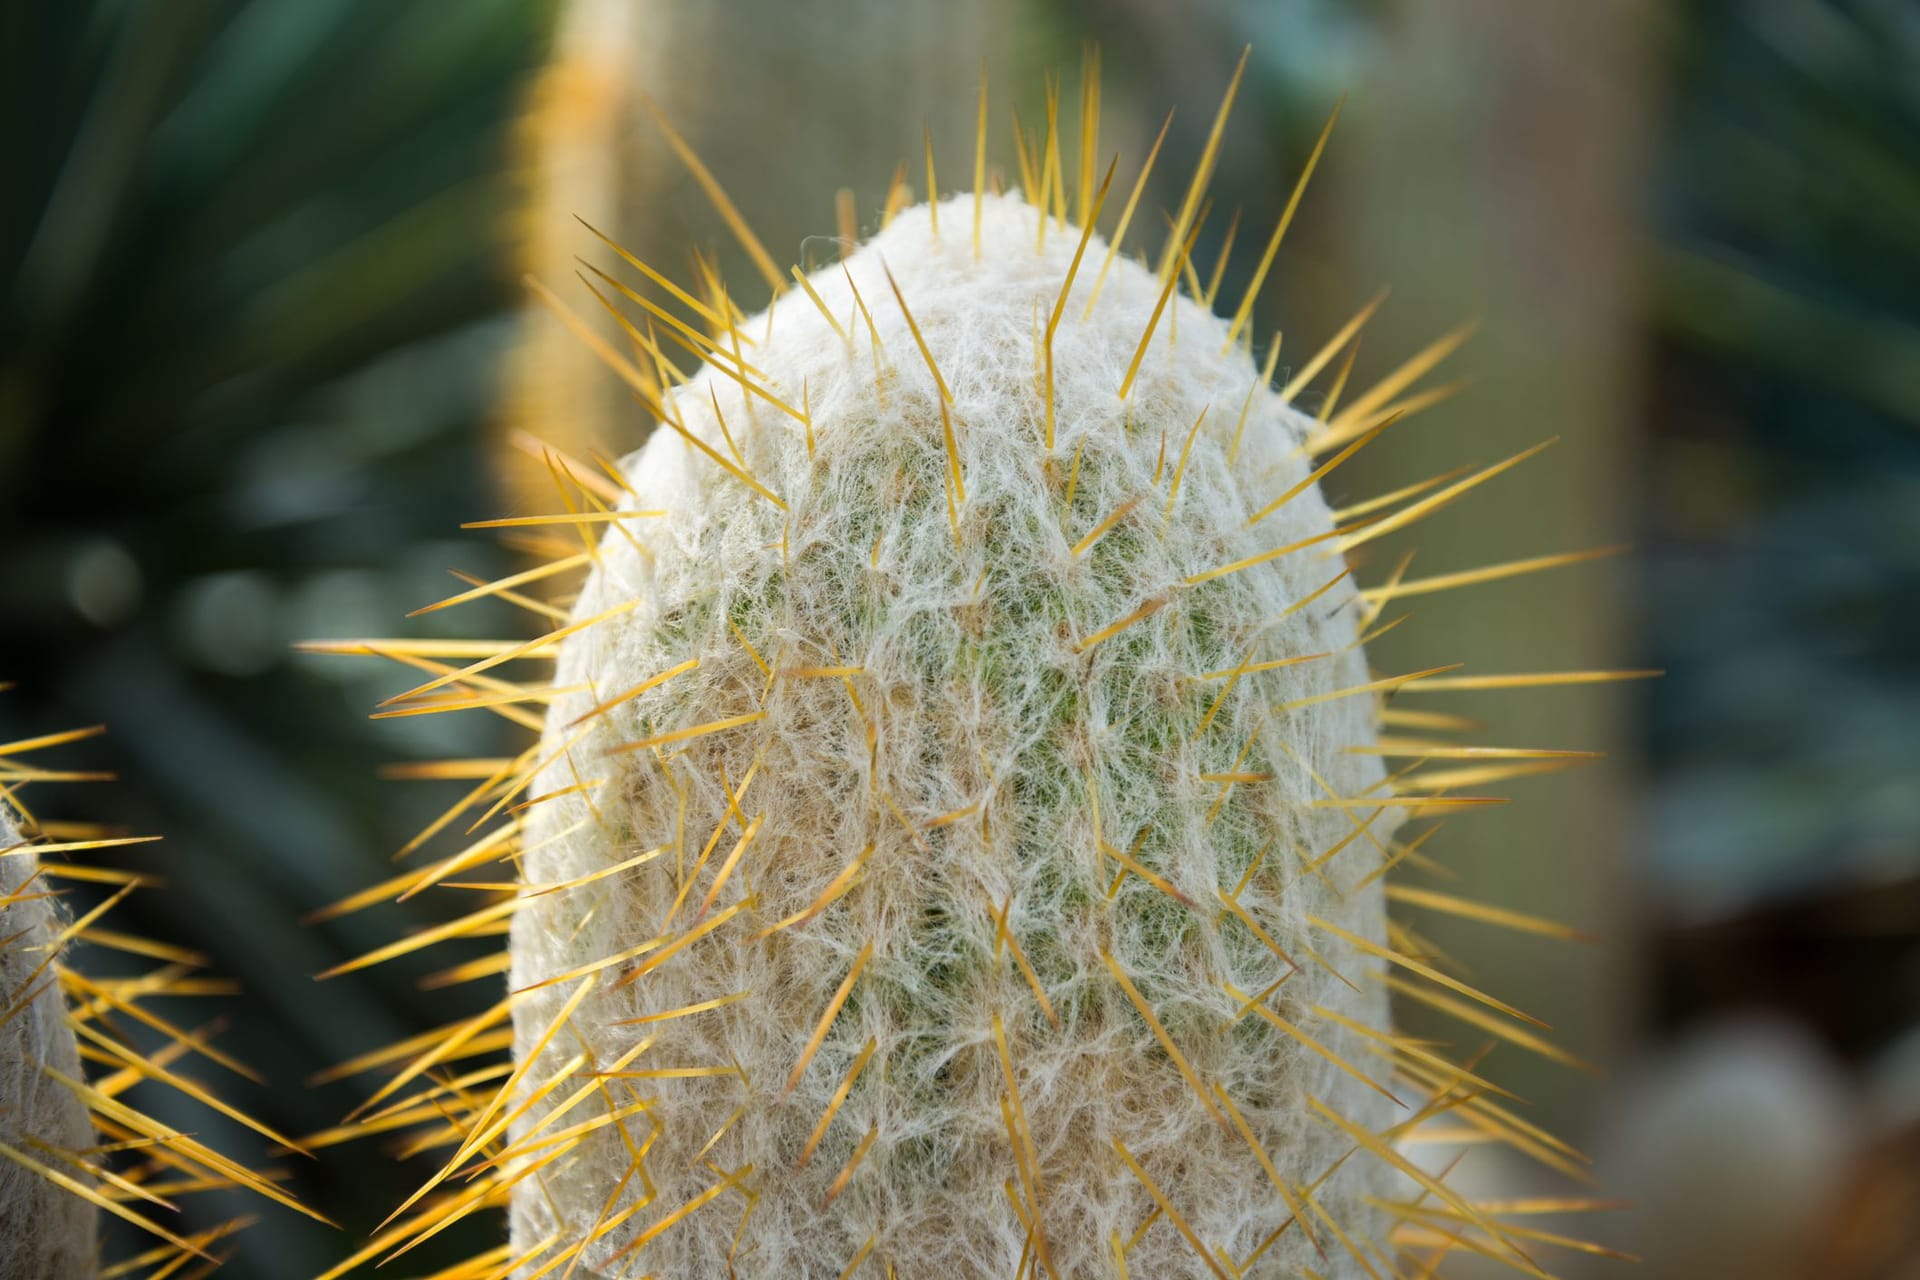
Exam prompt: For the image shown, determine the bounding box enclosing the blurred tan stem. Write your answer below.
[502,0,1026,509]
[1333,0,1655,1139]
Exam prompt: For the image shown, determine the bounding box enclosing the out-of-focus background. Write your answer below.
[1,0,1915,1275]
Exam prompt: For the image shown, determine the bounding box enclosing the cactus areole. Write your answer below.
[506,193,1404,1277]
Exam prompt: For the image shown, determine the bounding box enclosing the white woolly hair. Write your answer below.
[509,193,1402,1278]
[0,805,97,1280]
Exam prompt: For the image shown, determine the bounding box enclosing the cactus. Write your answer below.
[0,719,325,1276]
[503,184,1408,1275]
[316,55,1625,1280]
[0,806,97,1280]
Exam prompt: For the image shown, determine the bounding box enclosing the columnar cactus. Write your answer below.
[507,192,1400,1276]
[0,722,318,1277]
[0,807,98,1280]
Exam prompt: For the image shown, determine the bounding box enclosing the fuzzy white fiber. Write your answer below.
[0,807,97,1280]
[509,194,1402,1277]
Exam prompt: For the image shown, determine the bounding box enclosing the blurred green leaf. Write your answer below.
[0,2,552,1273]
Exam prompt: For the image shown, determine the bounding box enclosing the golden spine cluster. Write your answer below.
[0,708,331,1277]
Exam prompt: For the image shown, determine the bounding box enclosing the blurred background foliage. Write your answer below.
[1647,0,1920,1011]
[0,0,1914,1276]
[1,0,550,1271]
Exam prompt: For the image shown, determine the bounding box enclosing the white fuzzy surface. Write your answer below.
[0,806,97,1280]
[509,194,1401,1277]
